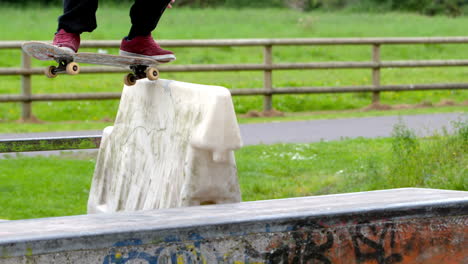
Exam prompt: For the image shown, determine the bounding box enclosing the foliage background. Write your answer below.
[1,0,467,15]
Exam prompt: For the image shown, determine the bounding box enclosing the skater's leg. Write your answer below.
[127,0,172,39]
[119,0,176,62]
[58,0,99,33]
[53,0,98,52]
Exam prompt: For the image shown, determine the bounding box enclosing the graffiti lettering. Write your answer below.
[265,221,334,264]
[350,221,403,264]
[102,220,411,264]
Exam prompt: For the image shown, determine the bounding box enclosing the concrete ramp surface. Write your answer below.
[0,188,467,263]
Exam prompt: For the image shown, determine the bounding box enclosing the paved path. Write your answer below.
[0,113,465,157]
[241,112,466,145]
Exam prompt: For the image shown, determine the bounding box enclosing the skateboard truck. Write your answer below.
[124,65,159,86]
[45,56,80,78]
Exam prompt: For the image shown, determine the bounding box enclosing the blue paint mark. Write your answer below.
[188,232,204,248]
[103,239,156,264]
[103,251,158,264]
[229,231,247,237]
[170,252,178,263]
[113,239,143,247]
[164,234,181,243]
[154,247,165,256]
[188,232,204,241]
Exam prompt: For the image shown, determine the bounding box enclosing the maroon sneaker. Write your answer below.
[119,35,176,63]
[52,29,80,53]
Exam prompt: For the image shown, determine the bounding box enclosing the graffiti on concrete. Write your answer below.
[103,239,157,264]
[264,220,334,264]
[102,217,464,264]
[350,221,403,264]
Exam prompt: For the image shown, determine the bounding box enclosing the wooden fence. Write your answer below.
[1,37,468,120]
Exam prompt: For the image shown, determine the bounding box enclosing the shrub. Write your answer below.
[305,0,467,15]
[0,0,58,5]
[0,0,466,16]
[377,119,466,189]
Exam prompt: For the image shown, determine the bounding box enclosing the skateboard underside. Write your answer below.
[22,41,160,86]
[74,52,159,68]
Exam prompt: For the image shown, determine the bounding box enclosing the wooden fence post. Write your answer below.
[21,50,32,120]
[372,44,381,104]
[263,45,273,111]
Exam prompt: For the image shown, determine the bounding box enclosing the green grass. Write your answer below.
[1,120,466,220]
[0,156,94,220]
[0,6,467,126]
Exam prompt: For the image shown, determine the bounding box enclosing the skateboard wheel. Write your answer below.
[45,66,58,78]
[146,67,159,81]
[66,62,80,75]
[124,73,137,86]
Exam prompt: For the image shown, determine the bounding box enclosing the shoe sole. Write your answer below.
[119,50,176,63]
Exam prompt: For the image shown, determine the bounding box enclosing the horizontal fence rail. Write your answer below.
[3,37,468,48]
[2,60,468,76]
[0,37,467,119]
[0,136,101,153]
[1,83,468,103]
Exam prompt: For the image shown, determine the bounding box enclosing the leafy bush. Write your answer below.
[356,119,467,190]
[1,0,466,15]
[391,119,419,158]
[0,0,58,5]
[177,0,284,8]
[0,0,285,8]
[380,0,467,16]
[304,0,467,15]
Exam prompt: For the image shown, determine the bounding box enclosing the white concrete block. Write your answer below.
[87,79,243,214]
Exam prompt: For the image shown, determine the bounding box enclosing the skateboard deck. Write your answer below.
[22,41,160,86]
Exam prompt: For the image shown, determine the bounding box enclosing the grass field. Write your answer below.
[0,6,467,127]
[0,120,465,220]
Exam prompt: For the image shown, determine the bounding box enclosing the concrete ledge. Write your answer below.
[0,188,467,263]
[88,79,242,213]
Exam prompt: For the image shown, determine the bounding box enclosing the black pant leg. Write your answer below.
[128,0,172,38]
[58,0,99,33]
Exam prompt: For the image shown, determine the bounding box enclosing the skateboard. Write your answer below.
[22,41,160,86]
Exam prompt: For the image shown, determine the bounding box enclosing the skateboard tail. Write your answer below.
[22,41,73,61]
